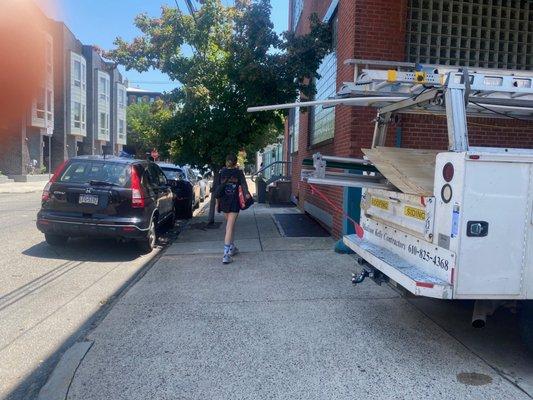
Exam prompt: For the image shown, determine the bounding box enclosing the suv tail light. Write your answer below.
[131,165,146,208]
[42,160,68,202]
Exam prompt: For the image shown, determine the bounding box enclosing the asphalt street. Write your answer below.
[0,191,161,400]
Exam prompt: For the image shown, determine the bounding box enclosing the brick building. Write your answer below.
[286,0,533,239]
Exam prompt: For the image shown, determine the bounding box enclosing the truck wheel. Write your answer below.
[45,234,68,246]
[519,301,533,353]
[137,218,157,253]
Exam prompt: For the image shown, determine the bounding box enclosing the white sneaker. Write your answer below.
[222,254,233,264]
[229,246,239,256]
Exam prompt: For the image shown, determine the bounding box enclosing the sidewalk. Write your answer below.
[0,180,46,194]
[63,205,528,400]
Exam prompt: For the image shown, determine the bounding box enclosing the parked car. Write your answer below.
[36,156,175,253]
[194,169,211,201]
[158,163,201,219]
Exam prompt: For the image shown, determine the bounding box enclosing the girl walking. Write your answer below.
[216,154,251,264]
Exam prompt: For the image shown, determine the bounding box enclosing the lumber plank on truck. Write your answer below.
[362,147,442,196]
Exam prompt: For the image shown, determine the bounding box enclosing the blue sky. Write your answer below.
[39,0,289,93]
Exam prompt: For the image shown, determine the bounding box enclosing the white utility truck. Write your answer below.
[248,60,533,349]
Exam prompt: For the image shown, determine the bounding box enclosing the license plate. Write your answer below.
[79,194,99,205]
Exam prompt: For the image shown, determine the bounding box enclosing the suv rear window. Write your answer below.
[58,160,131,187]
[162,168,186,181]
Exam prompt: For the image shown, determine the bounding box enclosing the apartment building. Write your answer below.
[0,3,127,177]
[111,69,128,154]
[48,22,86,170]
[286,0,533,239]
[0,4,54,177]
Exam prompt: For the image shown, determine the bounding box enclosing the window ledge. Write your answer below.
[308,137,334,150]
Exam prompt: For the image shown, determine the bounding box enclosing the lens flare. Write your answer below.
[0,0,58,132]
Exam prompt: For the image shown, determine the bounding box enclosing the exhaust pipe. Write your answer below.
[472,300,499,328]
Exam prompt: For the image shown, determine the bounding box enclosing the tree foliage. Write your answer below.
[126,100,174,158]
[107,0,331,170]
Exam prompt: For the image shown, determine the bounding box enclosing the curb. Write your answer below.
[37,342,93,400]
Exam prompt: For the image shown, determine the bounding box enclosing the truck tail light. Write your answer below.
[442,162,454,182]
[42,160,68,202]
[131,165,146,208]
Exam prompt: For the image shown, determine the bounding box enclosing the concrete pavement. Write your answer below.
[64,205,531,399]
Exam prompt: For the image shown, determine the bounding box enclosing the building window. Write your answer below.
[99,76,108,101]
[81,63,86,90]
[36,88,45,119]
[99,112,109,137]
[46,39,53,74]
[407,0,533,70]
[289,107,300,153]
[71,52,87,92]
[81,104,86,129]
[291,0,304,31]
[73,101,81,128]
[73,60,81,87]
[310,12,338,146]
[118,87,125,108]
[46,89,53,121]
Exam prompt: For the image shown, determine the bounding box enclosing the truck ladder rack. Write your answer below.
[300,153,397,191]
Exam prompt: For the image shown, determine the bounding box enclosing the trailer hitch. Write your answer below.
[352,269,369,284]
[352,260,387,286]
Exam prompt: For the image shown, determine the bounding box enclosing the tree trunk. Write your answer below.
[207,169,219,225]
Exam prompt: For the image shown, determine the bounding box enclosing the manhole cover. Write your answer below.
[457,372,493,386]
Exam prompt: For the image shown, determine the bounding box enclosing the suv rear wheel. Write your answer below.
[137,218,157,253]
[45,234,68,246]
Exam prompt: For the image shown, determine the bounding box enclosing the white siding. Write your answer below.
[31,33,54,133]
[97,71,111,141]
[116,83,127,145]
[70,52,87,136]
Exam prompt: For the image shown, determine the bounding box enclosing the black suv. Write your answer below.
[158,163,201,219]
[37,156,175,252]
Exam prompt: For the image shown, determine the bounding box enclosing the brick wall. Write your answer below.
[291,0,408,238]
[289,0,533,239]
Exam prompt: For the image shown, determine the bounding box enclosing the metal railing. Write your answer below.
[251,161,291,183]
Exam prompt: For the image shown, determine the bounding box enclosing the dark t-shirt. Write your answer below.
[217,167,248,213]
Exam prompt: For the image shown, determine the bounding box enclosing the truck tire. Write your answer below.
[519,301,533,353]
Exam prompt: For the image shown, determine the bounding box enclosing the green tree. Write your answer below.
[126,100,174,158]
[108,0,331,222]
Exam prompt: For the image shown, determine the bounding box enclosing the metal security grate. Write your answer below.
[407,0,533,70]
